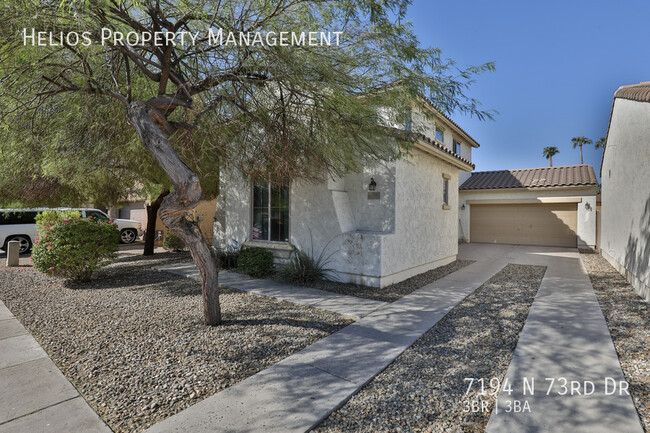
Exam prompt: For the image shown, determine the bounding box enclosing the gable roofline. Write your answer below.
[460,164,598,190]
[601,81,650,177]
[418,97,481,148]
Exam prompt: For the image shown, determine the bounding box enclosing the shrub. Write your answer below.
[162,234,185,252]
[237,247,274,277]
[276,248,335,285]
[215,249,239,269]
[32,217,120,283]
[35,210,81,234]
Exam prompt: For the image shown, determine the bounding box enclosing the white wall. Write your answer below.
[601,98,650,302]
[458,187,597,248]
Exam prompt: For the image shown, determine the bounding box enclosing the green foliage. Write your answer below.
[237,247,274,277]
[35,210,81,234]
[162,234,186,252]
[32,217,119,283]
[215,249,239,269]
[276,249,335,285]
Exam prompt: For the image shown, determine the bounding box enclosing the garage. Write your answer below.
[470,203,577,247]
[459,165,599,249]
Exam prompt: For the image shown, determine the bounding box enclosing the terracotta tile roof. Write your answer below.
[416,133,475,169]
[460,165,598,190]
[613,81,650,103]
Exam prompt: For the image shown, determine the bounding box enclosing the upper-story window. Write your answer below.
[435,126,444,142]
[252,182,289,242]
[453,139,461,155]
[404,109,412,131]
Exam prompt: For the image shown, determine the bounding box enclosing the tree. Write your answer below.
[595,137,606,149]
[571,136,592,164]
[543,146,559,167]
[1,0,494,326]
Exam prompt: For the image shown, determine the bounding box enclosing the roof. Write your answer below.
[424,98,481,148]
[415,133,475,169]
[601,81,650,176]
[460,165,598,190]
[613,81,650,103]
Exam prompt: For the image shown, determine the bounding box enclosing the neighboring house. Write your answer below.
[459,165,598,249]
[600,81,650,302]
[215,105,479,288]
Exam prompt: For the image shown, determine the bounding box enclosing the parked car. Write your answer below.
[0,208,143,254]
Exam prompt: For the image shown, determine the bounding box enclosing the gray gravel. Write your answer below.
[307,260,474,302]
[582,253,650,432]
[0,252,352,433]
[313,264,546,433]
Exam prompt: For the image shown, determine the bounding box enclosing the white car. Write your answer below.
[0,208,143,254]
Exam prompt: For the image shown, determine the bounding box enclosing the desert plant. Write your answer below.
[162,234,186,252]
[32,217,119,283]
[237,247,274,277]
[35,210,81,234]
[277,231,339,284]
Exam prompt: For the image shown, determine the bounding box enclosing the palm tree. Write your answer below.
[571,136,592,164]
[543,146,560,167]
[595,137,606,149]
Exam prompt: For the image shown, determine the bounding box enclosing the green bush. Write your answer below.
[215,249,239,269]
[32,217,120,283]
[276,248,334,285]
[237,247,274,277]
[35,210,81,234]
[162,234,185,252]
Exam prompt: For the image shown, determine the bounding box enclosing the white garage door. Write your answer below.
[470,203,578,248]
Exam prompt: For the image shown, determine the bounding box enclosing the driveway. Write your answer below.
[459,243,643,433]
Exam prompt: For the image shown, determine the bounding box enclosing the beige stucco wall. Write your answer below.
[601,97,650,302]
[215,147,463,287]
[459,186,597,249]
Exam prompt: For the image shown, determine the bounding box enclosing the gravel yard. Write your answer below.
[0,253,352,433]
[314,264,546,433]
[307,259,474,302]
[582,253,650,432]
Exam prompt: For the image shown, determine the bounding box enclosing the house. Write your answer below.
[459,165,598,249]
[214,106,479,288]
[600,81,650,302]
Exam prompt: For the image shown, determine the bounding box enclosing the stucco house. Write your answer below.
[600,81,650,302]
[459,165,598,249]
[214,106,479,287]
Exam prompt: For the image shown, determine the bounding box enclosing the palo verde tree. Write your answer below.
[543,146,559,167]
[0,0,494,325]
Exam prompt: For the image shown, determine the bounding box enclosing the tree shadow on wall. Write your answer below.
[624,195,650,289]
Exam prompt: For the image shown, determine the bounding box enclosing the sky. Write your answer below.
[407,0,650,182]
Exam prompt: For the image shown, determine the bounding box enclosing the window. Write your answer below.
[85,210,110,220]
[443,179,449,206]
[252,182,289,242]
[453,139,461,155]
[435,127,444,142]
[0,211,38,225]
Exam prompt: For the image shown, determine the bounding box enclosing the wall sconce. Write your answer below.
[585,202,592,211]
[368,178,377,191]
[461,204,466,210]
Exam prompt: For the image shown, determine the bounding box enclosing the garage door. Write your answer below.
[470,203,577,247]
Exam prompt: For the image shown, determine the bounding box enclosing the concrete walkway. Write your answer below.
[465,245,644,433]
[155,263,387,320]
[145,258,507,433]
[0,301,111,433]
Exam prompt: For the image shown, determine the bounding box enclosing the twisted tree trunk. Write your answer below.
[143,189,170,256]
[126,101,221,326]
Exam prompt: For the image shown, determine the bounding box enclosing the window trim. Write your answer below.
[453,139,461,155]
[250,182,291,244]
[442,173,450,209]
[435,126,445,143]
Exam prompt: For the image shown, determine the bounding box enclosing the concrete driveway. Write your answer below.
[459,243,643,433]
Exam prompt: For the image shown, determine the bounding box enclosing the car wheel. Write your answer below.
[6,235,32,254]
[120,228,138,244]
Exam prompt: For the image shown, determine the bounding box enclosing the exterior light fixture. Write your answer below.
[461,204,466,210]
[369,178,377,191]
[585,202,592,210]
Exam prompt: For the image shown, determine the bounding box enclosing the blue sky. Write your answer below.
[408,0,650,181]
